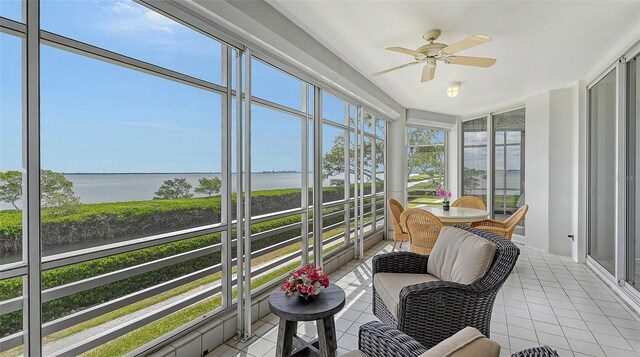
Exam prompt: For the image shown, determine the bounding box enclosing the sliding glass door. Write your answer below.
[493,109,526,233]
[627,55,640,287]
[587,69,617,275]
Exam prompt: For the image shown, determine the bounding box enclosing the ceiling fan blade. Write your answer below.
[421,64,435,82]
[446,56,497,68]
[372,61,420,76]
[386,47,424,57]
[441,34,491,55]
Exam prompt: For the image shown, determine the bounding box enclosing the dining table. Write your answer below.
[415,205,490,225]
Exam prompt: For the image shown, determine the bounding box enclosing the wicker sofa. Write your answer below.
[372,226,520,349]
[355,321,559,357]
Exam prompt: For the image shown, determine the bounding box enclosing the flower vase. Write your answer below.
[298,294,315,302]
[442,201,450,212]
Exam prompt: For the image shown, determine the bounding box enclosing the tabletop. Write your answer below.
[269,285,346,322]
[415,205,489,224]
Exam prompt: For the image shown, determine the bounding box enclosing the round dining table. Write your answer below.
[416,205,489,225]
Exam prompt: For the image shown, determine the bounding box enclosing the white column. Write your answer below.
[386,109,407,238]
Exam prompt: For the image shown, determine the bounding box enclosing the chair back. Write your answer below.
[388,199,406,234]
[503,204,529,238]
[462,227,520,292]
[400,208,443,255]
[451,196,487,211]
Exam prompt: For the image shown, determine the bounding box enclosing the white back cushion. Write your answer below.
[427,227,497,285]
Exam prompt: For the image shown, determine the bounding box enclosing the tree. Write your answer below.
[0,171,22,210]
[195,177,222,197]
[154,178,193,200]
[0,170,80,210]
[41,169,81,208]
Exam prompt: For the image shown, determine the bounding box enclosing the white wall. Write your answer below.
[524,86,581,256]
[525,92,551,252]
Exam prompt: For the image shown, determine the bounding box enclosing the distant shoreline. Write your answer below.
[63,171,302,175]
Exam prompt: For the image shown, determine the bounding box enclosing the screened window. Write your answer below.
[406,127,446,207]
[461,118,488,205]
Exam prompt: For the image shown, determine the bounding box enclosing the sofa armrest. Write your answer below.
[359,321,427,357]
[372,252,429,275]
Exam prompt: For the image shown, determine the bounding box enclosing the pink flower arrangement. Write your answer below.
[435,189,452,202]
[281,263,329,300]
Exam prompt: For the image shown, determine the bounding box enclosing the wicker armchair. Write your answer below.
[472,204,529,240]
[388,199,410,251]
[399,208,443,255]
[372,227,520,349]
[452,196,487,210]
[358,321,558,357]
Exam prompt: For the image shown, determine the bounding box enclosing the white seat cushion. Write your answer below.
[426,227,497,285]
[420,326,500,357]
[373,272,440,318]
[341,351,366,357]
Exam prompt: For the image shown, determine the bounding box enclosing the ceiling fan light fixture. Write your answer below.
[447,82,461,98]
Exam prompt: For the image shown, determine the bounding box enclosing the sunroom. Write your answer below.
[1,1,640,357]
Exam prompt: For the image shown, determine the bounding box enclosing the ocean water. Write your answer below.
[0,172,308,210]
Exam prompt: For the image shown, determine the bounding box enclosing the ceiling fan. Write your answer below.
[373,29,497,82]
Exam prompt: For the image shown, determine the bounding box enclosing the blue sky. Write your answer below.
[0,0,362,173]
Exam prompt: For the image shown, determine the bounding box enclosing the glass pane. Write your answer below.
[588,69,617,275]
[462,118,488,205]
[0,0,21,22]
[406,127,446,207]
[251,58,302,111]
[628,56,640,287]
[364,112,374,134]
[407,127,445,146]
[322,92,347,125]
[322,124,347,203]
[249,214,304,294]
[40,44,223,256]
[45,234,222,356]
[492,109,525,234]
[0,277,23,355]
[376,119,385,138]
[41,0,222,83]
[0,33,24,266]
[250,104,302,214]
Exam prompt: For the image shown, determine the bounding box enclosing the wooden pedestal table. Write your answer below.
[269,285,346,357]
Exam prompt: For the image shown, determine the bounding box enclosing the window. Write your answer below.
[461,118,488,205]
[41,0,223,84]
[493,109,525,232]
[588,70,617,275]
[0,32,24,266]
[406,127,446,207]
[0,1,388,354]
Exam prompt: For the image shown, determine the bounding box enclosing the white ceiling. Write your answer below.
[267,1,640,116]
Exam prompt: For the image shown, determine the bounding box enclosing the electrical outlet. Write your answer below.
[568,234,574,241]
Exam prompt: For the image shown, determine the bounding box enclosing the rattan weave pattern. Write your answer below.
[357,321,558,357]
[452,196,487,210]
[371,226,520,349]
[511,346,560,357]
[358,321,428,357]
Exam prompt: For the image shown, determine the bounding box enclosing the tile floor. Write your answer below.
[210,240,640,357]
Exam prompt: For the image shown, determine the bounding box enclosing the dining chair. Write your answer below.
[451,196,487,210]
[388,199,410,251]
[471,204,529,240]
[399,208,443,255]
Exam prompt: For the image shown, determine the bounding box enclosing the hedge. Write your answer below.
[0,188,354,337]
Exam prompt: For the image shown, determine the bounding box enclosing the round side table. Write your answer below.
[269,285,346,357]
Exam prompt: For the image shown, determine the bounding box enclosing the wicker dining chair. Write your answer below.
[399,208,443,255]
[472,204,529,240]
[388,199,411,251]
[452,196,487,210]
